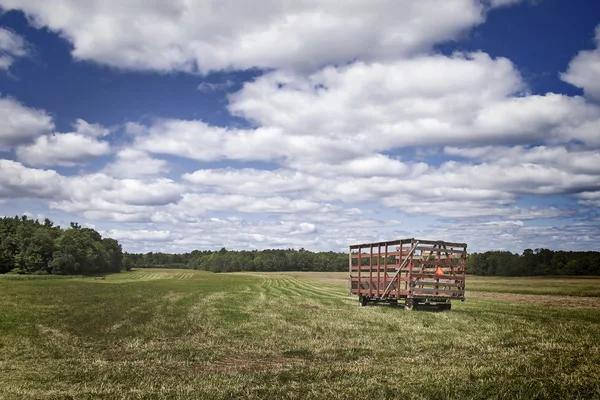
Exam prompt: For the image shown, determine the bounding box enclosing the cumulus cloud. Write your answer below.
[72,119,110,137]
[131,120,288,162]
[1,153,591,252]
[578,191,600,207]
[52,176,184,215]
[0,159,184,222]
[103,148,170,178]
[561,25,600,99]
[183,168,320,197]
[175,194,335,215]
[16,134,110,167]
[130,52,600,169]
[228,55,600,150]
[0,96,54,149]
[444,145,600,175]
[0,160,62,199]
[180,143,600,219]
[0,27,28,70]
[16,119,112,166]
[0,0,495,73]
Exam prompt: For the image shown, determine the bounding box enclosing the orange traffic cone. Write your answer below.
[435,266,445,275]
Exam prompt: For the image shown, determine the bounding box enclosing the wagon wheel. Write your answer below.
[359,295,368,307]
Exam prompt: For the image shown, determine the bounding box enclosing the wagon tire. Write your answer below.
[359,295,368,307]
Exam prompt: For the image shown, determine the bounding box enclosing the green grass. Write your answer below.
[1,269,600,399]
[0,274,81,280]
[467,275,600,297]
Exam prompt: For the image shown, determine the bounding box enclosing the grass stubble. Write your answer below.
[1,270,599,399]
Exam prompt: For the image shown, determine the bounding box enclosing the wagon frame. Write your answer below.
[349,238,467,310]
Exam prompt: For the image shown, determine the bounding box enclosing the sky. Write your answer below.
[1,0,600,254]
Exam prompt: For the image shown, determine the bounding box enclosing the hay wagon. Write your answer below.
[349,238,467,310]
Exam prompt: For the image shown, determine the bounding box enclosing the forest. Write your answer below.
[125,248,348,272]
[126,247,600,276]
[0,216,124,275]
[466,249,600,276]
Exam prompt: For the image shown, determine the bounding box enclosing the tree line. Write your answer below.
[125,248,348,272]
[467,249,600,276]
[129,247,600,276]
[0,216,124,275]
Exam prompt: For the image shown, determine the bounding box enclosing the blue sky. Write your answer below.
[1,0,599,253]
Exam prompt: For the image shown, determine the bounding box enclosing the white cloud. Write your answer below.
[197,79,235,92]
[22,211,46,221]
[0,27,28,70]
[0,96,54,149]
[180,145,597,219]
[103,148,170,178]
[16,133,110,167]
[175,193,334,215]
[183,168,319,197]
[1,155,592,252]
[0,160,62,199]
[228,55,600,150]
[0,159,183,220]
[0,0,494,73]
[72,119,110,137]
[102,229,173,242]
[131,120,288,162]
[131,52,600,168]
[52,176,184,214]
[578,191,600,207]
[16,119,111,166]
[561,25,600,99]
[444,145,600,175]
[488,0,528,8]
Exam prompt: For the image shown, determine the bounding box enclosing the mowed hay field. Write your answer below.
[1,270,600,399]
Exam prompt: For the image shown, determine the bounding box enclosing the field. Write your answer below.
[1,271,600,399]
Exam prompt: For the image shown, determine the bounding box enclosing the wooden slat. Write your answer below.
[351,251,409,258]
[410,273,464,280]
[413,239,467,247]
[350,238,467,250]
[410,281,464,288]
[413,246,466,254]
[349,239,404,249]
[351,252,466,259]
[351,266,416,272]
[410,288,465,295]
[350,277,414,283]
[411,258,464,263]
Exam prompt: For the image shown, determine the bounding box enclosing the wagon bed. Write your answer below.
[349,238,467,310]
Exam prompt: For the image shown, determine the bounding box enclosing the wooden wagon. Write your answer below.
[349,238,467,310]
